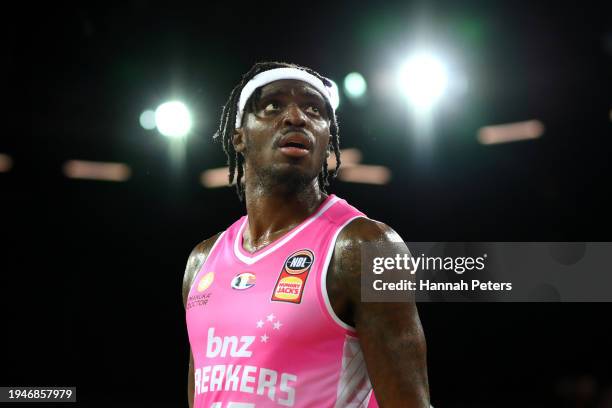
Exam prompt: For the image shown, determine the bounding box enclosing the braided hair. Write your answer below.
[213,61,341,200]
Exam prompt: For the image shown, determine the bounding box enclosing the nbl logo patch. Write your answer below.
[271,249,314,304]
[285,250,313,274]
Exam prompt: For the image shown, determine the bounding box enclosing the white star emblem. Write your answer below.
[273,321,283,330]
[260,334,269,343]
[256,320,264,328]
[266,313,276,322]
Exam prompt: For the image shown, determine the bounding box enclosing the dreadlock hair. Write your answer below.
[213,61,341,201]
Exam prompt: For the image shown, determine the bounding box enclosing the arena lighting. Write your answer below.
[200,149,364,188]
[326,148,362,171]
[328,79,340,110]
[337,165,391,185]
[139,110,156,130]
[343,72,367,99]
[398,53,448,111]
[0,153,13,172]
[477,120,544,145]
[200,167,232,188]
[63,160,131,182]
[155,101,192,138]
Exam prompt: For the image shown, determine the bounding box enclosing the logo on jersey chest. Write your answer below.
[231,272,257,290]
[187,272,215,310]
[197,272,215,292]
[271,249,314,304]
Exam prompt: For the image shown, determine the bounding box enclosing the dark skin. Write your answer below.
[182,79,430,407]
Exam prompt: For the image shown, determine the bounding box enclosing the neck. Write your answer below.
[242,176,327,251]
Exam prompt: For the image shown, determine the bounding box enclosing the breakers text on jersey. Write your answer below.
[194,328,297,406]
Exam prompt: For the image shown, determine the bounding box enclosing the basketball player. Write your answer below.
[183,62,430,407]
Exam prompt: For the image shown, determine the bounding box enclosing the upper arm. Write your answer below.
[183,232,222,408]
[330,219,430,407]
[182,232,223,308]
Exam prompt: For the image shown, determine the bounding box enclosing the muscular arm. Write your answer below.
[182,232,223,408]
[328,218,430,408]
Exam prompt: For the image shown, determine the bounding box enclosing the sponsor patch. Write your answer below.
[284,249,314,274]
[197,272,215,292]
[272,249,314,303]
[231,272,256,290]
[186,293,212,310]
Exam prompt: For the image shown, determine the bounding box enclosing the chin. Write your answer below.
[259,163,319,191]
[275,164,314,182]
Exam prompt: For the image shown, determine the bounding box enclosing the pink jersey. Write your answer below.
[186,194,379,408]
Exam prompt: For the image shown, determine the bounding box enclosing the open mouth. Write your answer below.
[283,141,307,149]
[277,132,312,158]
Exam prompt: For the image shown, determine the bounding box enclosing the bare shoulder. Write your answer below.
[338,217,403,245]
[182,232,223,307]
[333,218,405,277]
[327,218,406,325]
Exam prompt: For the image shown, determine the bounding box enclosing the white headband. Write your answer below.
[235,67,338,129]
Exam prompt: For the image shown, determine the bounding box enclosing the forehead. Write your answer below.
[258,79,326,102]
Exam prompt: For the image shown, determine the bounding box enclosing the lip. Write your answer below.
[277,131,313,150]
[276,131,313,158]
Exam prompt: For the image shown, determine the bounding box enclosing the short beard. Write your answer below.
[251,163,319,196]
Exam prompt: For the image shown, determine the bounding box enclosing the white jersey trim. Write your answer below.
[320,215,367,333]
[334,334,374,407]
[364,389,374,407]
[233,195,341,265]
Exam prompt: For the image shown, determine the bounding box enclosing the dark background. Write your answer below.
[2,1,611,407]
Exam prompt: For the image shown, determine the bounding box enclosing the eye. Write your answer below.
[263,102,281,112]
[306,105,321,115]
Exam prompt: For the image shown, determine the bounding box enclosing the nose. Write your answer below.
[283,103,307,127]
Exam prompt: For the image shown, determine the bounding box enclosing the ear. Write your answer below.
[326,140,332,157]
[233,129,246,154]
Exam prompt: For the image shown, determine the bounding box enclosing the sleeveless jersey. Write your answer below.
[185,194,379,408]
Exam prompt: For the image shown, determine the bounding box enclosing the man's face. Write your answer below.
[233,79,331,188]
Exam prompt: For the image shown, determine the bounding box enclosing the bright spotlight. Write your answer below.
[155,101,192,138]
[398,53,448,110]
[343,72,367,99]
[139,110,156,130]
[328,79,340,110]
